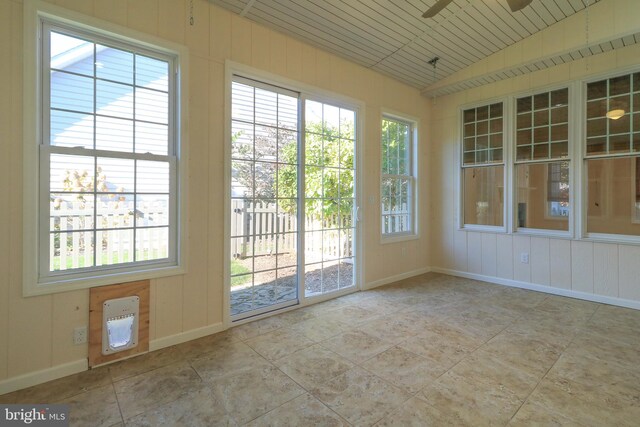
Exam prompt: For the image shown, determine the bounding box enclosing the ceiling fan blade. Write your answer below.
[422,0,455,18]
[505,0,533,12]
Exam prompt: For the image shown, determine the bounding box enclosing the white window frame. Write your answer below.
[511,84,574,238]
[380,111,419,243]
[459,98,508,233]
[23,0,189,296]
[581,67,640,245]
[223,61,364,327]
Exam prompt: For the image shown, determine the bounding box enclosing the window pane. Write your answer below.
[515,162,569,231]
[97,196,133,229]
[50,154,95,192]
[135,122,168,155]
[135,88,168,123]
[50,110,94,148]
[97,80,134,119]
[463,166,504,226]
[51,71,94,113]
[96,45,133,84]
[97,229,134,265]
[586,157,640,236]
[51,231,94,271]
[255,87,278,127]
[97,157,135,193]
[278,94,298,130]
[50,193,95,231]
[135,55,168,92]
[50,32,94,76]
[232,82,254,122]
[96,116,133,152]
[136,160,170,193]
[135,227,169,261]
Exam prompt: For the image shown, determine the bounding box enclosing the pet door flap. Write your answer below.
[102,296,139,355]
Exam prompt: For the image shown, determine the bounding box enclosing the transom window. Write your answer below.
[381,116,416,236]
[39,22,179,285]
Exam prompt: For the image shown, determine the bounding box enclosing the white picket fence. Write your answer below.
[50,198,168,270]
[381,203,411,234]
[231,200,353,260]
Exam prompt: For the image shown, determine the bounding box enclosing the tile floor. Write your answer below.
[1,272,640,426]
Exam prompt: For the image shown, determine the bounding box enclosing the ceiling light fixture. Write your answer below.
[606,109,625,120]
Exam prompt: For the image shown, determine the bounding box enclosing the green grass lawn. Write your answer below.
[231,259,251,287]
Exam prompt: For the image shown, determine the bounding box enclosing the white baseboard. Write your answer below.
[0,359,87,396]
[431,266,640,311]
[0,322,227,396]
[149,322,226,352]
[364,267,432,291]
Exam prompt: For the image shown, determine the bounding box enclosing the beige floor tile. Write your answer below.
[273,308,317,326]
[229,316,288,341]
[114,362,203,420]
[398,329,478,368]
[275,344,354,390]
[109,346,184,382]
[191,341,271,382]
[354,296,409,315]
[210,364,305,425]
[57,384,122,427]
[479,330,562,376]
[7,366,111,404]
[527,377,640,426]
[125,386,236,426]
[245,328,315,362]
[245,393,347,426]
[356,314,422,345]
[321,330,394,364]
[568,330,640,368]
[419,371,523,426]
[311,367,411,426]
[447,352,540,400]
[361,346,445,394]
[375,396,460,426]
[545,351,640,404]
[178,330,240,360]
[298,298,351,317]
[316,305,379,326]
[508,401,580,426]
[286,316,353,342]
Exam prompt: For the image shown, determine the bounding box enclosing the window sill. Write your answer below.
[25,264,185,297]
[459,224,507,234]
[514,228,572,239]
[582,233,640,246]
[381,233,420,245]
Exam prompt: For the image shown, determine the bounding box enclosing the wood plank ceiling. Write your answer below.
[210,0,604,92]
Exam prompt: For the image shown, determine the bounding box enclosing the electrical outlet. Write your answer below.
[520,252,529,264]
[73,326,87,345]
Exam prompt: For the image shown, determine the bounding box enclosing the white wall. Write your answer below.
[429,0,640,309]
[0,0,430,391]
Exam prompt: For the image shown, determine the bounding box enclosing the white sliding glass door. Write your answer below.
[229,78,358,320]
[303,100,356,297]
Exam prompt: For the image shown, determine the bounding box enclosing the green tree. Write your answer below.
[278,122,353,222]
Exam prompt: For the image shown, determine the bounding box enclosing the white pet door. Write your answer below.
[102,296,139,355]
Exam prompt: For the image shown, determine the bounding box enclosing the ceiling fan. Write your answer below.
[423,0,533,18]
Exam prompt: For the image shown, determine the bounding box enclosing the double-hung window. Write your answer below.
[28,14,182,292]
[584,72,640,237]
[381,116,416,237]
[514,88,570,232]
[461,102,505,228]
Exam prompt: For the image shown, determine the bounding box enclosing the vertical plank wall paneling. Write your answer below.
[0,0,431,384]
[429,1,640,310]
